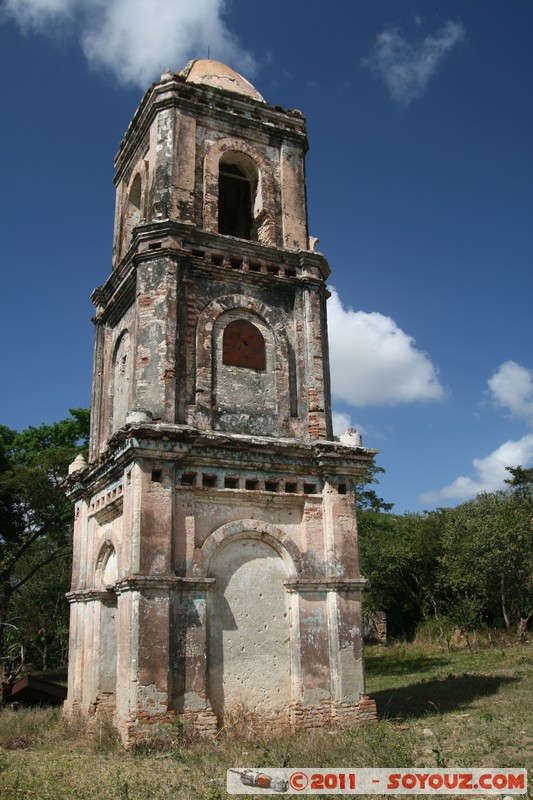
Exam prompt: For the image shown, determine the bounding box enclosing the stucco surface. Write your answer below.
[207,538,290,718]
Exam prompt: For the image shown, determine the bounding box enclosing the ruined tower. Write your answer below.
[65,60,377,741]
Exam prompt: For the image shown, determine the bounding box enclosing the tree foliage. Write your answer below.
[0,409,89,699]
[358,464,533,640]
[439,489,533,632]
[356,464,394,513]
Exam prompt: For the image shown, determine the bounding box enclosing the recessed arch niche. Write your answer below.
[213,309,277,434]
[95,541,118,697]
[110,330,131,432]
[206,534,291,723]
[124,172,143,246]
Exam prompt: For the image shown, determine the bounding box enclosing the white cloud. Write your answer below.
[2,0,74,24]
[331,411,368,439]
[363,19,465,109]
[2,0,256,88]
[418,434,533,505]
[421,359,533,505]
[327,288,444,407]
[488,360,533,423]
[332,411,352,437]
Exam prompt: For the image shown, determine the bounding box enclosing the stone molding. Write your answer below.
[65,422,377,502]
[284,578,367,592]
[114,576,216,593]
[66,589,116,604]
[175,577,217,591]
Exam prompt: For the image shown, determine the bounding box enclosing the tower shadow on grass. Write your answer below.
[372,674,518,720]
[365,654,449,677]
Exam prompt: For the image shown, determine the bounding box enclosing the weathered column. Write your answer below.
[88,315,105,461]
[115,579,175,739]
[285,581,331,729]
[133,257,177,424]
[171,579,218,737]
[300,282,331,440]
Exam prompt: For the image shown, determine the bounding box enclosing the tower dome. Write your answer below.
[179,59,264,101]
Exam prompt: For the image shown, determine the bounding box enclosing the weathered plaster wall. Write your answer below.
[207,538,291,720]
[298,592,330,704]
[176,488,304,556]
[212,308,277,434]
[171,110,196,223]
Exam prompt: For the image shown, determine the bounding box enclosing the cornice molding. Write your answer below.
[284,578,367,593]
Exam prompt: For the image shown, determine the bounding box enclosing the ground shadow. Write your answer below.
[365,653,449,677]
[372,674,518,720]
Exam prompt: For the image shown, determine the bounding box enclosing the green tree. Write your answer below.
[504,466,533,639]
[10,552,72,671]
[356,463,394,513]
[358,464,533,642]
[438,488,533,635]
[357,464,450,637]
[359,509,446,637]
[0,409,89,701]
[356,464,420,637]
[504,465,533,491]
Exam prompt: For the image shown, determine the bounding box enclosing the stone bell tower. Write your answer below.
[64,60,377,741]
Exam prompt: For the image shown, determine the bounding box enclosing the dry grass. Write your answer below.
[0,639,531,799]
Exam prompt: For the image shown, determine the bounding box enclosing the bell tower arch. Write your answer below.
[65,59,377,742]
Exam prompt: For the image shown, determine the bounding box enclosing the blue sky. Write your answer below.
[1,0,532,513]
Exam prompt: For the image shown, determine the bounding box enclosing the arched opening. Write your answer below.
[111,331,130,432]
[222,319,266,370]
[124,173,143,246]
[102,548,118,587]
[218,153,258,240]
[96,543,118,702]
[129,173,142,211]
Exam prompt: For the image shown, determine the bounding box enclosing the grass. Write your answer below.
[0,639,531,799]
